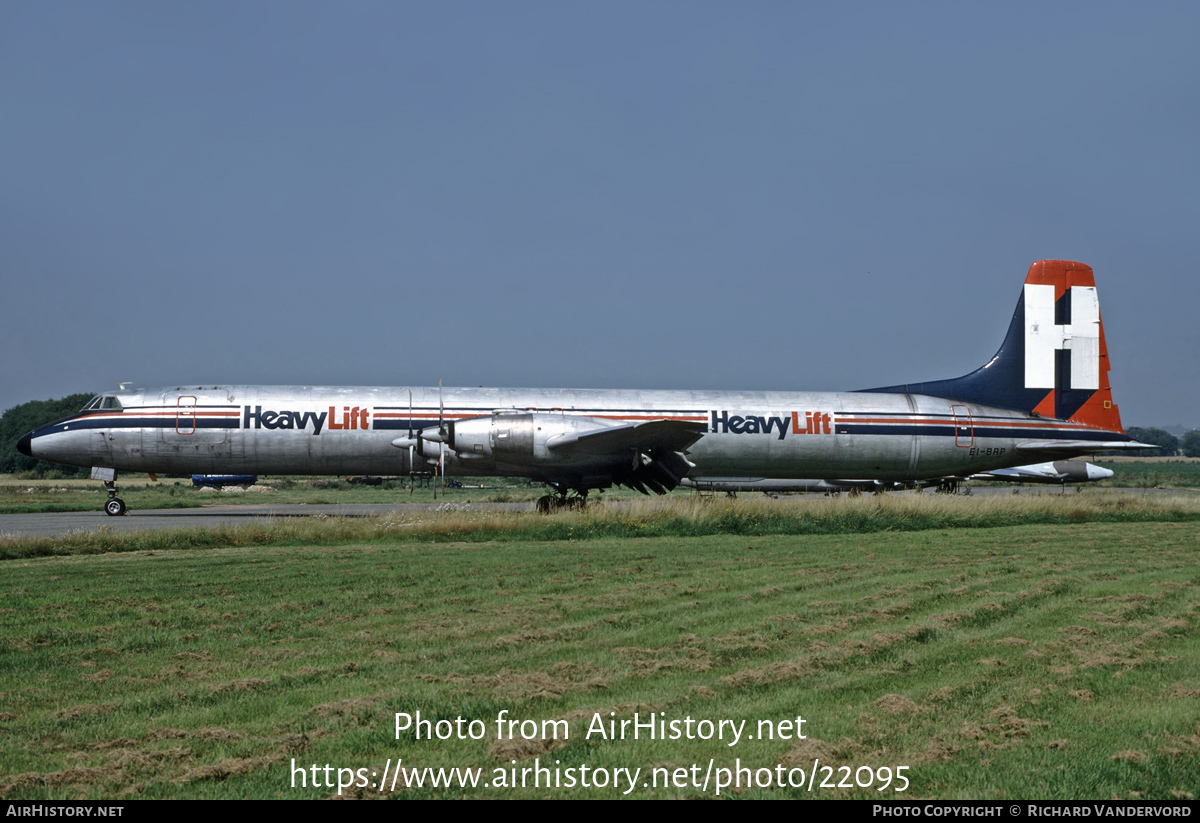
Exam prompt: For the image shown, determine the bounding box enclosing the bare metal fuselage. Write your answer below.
[31,384,1117,484]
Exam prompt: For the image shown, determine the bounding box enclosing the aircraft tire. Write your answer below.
[105,497,126,517]
[535,495,553,514]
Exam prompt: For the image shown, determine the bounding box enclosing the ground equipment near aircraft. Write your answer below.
[681,477,892,496]
[191,474,258,488]
[681,460,1113,497]
[16,260,1152,514]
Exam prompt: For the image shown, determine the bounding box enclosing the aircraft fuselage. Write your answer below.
[28,384,1123,485]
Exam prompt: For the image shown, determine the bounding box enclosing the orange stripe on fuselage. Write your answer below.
[845,417,1095,430]
[374,412,708,422]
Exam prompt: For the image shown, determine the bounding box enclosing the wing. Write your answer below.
[548,419,706,495]
[546,419,705,455]
[411,413,707,495]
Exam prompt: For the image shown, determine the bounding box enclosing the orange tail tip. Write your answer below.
[1024,259,1096,294]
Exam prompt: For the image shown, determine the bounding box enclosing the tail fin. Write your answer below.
[864,260,1125,433]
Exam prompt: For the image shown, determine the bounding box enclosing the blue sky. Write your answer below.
[2,2,1197,428]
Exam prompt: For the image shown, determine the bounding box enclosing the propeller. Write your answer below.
[432,379,446,498]
[392,383,451,488]
[407,389,416,478]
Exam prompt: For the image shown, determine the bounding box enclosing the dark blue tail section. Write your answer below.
[863,291,1046,413]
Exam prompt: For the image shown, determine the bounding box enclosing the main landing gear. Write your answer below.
[535,485,588,514]
[936,479,962,495]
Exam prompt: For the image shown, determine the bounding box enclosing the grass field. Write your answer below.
[1,495,1198,799]
[1093,460,1200,490]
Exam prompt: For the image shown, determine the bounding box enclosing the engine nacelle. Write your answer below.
[413,412,696,494]
[443,413,614,464]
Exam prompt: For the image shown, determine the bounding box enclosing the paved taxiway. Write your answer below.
[0,488,1193,540]
[0,502,534,539]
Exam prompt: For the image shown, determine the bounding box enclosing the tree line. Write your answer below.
[1125,427,1200,458]
[0,394,94,476]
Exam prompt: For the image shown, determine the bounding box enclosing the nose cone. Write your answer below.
[1087,463,1114,481]
[17,431,32,457]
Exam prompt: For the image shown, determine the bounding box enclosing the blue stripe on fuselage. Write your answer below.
[32,416,240,435]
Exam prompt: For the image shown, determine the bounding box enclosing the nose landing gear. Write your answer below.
[104,491,126,516]
[96,472,126,516]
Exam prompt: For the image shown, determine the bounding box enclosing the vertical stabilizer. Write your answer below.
[862,260,1125,433]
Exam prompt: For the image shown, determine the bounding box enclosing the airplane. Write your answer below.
[681,460,1114,496]
[17,260,1151,515]
[968,459,1113,485]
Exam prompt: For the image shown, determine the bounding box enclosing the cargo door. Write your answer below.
[951,405,974,448]
[176,396,197,435]
[159,390,231,451]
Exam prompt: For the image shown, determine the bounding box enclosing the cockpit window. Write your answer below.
[81,395,122,412]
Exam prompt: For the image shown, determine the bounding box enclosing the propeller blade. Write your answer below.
[438,377,445,436]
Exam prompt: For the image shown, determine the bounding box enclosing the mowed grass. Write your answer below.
[1,506,1198,799]
[5,491,1200,562]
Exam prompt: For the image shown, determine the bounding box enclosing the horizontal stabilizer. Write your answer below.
[1015,440,1157,459]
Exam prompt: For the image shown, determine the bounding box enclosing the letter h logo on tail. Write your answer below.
[1021,260,1122,431]
[1024,284,1099,391]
